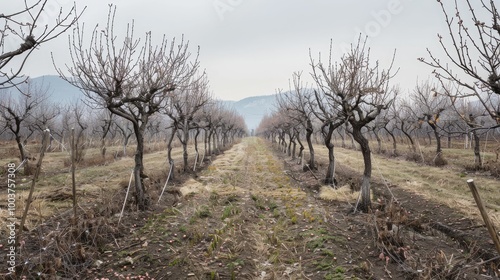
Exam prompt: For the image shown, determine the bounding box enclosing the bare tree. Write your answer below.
[276,71,317,168]
[0,1,83,89]
[218,108,245,148]
[91,109,114,158]
[227,111,247,141]
[204,101,225,156]
[0,81,49,172]
[145,114,164,148]
[50,104,70,152]
[30,97,59,149]
[61,102,89,163]
[114,118,134,157]
[395,99,419,154]
[164,75,210,172]
[410,80,450,166]
[368,117,386,154]
[448,95,491,167]
[379,100,399,156]
[56,6,200,210]
[420,0,500,125]
[311,37,397,212]
[256,111,285,144]
[309,87,344,186]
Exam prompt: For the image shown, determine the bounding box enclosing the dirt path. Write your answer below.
[85,138,499,280]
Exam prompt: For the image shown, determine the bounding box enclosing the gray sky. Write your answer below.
[9,0,487,101]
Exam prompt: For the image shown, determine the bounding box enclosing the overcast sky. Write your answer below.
[7,0,490,101]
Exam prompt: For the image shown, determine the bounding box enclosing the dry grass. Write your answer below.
[319,185,359,202]
[0,140,202,235]
[332,138,499,167]
[313,144,500,228]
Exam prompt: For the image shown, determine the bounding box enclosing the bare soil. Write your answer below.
[5,137,500,279]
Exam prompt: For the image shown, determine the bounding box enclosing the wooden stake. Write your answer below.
[467,179,500,255]
[158,163,174,203]
[71,128,77,225]
[193,151,199,172]
[118,169,134,224]
[19,129,50,243]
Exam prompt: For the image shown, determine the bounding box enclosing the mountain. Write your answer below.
[223,95,277,131]
[23,75,277,130]
[30,75,85,104]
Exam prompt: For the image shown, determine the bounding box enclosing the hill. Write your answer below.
[223,94,277,131]
[30,75,86,104]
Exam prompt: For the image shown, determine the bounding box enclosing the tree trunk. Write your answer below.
[400,122,416,153]
[207,129,213,156]
[472,130,482,167]
[350,133,356,150]
[133,124,147,210]
[60,131,65,152]
[305,121,316,170]
[182,122,189,172]
[203,129,208,157]
[222,131,228,147]
[279,132,286,153]
[296,132,304,163]
[16,135,27,161]
[325,141,335,185]
[352,125,372,213]
[372,128,382,153]
[324,124,336,185]
[341,127,346,148]
[101,137,106,158]
[194,128,200,155]
[427,131,433,146]
[123,135,130,157]
[15,135,31,174]
[213,131,218,154]
[429,123,442,159]
[167,127,177,180]
[435,130,441,153]
[384,127,397,156]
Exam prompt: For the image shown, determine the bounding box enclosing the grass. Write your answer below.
[319,185,359,202]
[0,139,198,233]
[314,142,500,227]
[221,204,240,220]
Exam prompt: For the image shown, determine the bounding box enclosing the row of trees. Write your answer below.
[258,38,396,212]
[0,86,245,159]
[0,81,247,208]
[257,0,500,213]
[0,5,247,210]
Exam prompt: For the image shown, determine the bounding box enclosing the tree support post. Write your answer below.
[18,129,50,244]
[467,179,500,255]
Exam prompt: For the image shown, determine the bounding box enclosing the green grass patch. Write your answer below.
[221,204,240,220]
[196,205,212,218]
